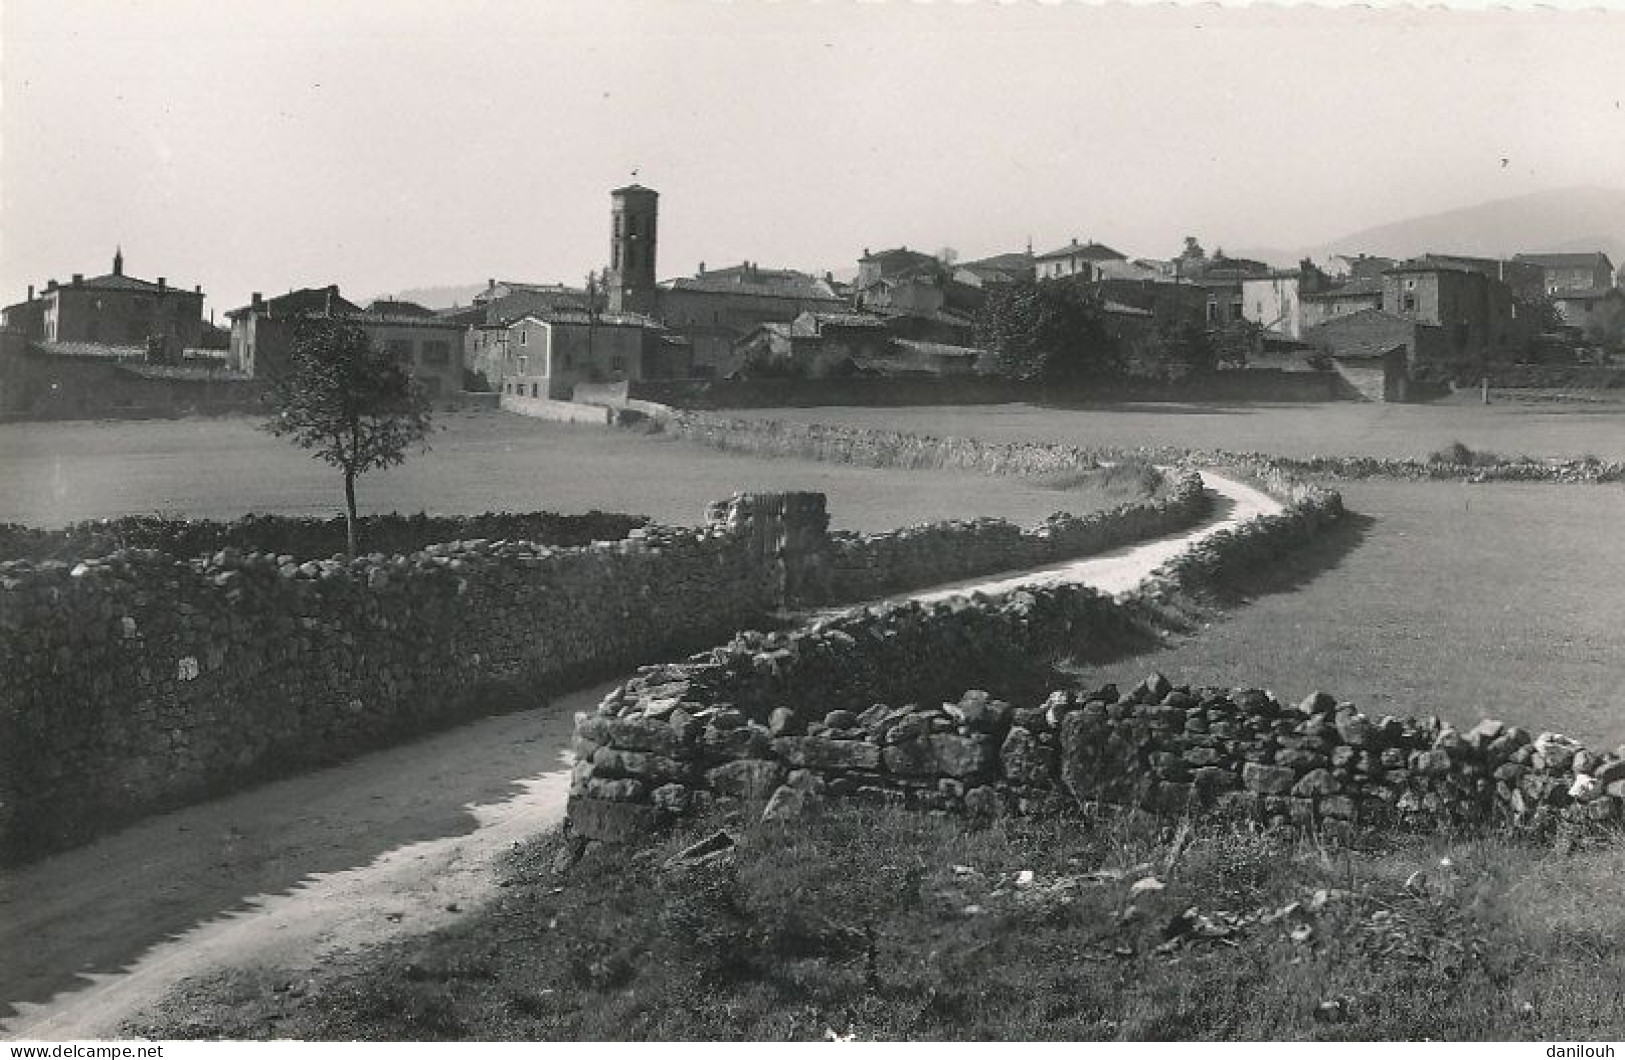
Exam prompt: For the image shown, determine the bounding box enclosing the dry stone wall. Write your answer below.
[823,472,1207,603]
[574,660,1625,842]
[0,471,1215,860]
[0,522,775,859]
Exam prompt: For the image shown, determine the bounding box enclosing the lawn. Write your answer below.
[0,411,1138,533]
[132,805,1625,1041]
[1084,479,1625,749]
[742,401,1625,462]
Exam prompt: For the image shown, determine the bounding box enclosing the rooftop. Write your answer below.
[1513,252,1615,270]
[1034,240,1126,263]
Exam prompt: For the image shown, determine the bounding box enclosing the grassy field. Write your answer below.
[0,411,1140,533]
[742,401,1625,462]
[1078,479,1625,749]
[134,805,1625,1041]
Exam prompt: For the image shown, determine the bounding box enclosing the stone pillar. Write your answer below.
[706,491,832,607]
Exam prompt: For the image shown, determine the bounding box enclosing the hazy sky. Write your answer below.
[3,1,1623,314]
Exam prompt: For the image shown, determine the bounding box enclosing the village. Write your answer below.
[3,182,1624,420]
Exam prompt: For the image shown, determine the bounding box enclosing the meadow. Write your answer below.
[1088,479,1625,748]
[0,411,1135,534]
[744,400,1625,462]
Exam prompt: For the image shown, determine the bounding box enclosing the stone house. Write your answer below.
[6,250,206,357]
[1034,239,1126,282]
[1550,287,1625,345]
[1513,252,1616,295]
[1330,345,1411,403]
[734,311,896,378]
[855,247,943,293]
[1381,261,1533,368]
[1241,269,1331,340]
[498,310,650,400]
[1302,306,1448,376]
[1300,278,1384,331]
[226,286,362,377]
[227,285,464,402]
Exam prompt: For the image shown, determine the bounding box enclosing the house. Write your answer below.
[1300,277,1384,331]
[1327,254,1396,280]
[226,285,464,402]
[5,250,206,358]
[1329,345,1411,403]
[1240,266,1331,340]
[226,286,362,377]
[498,310,652,400]
[1381,260,1533,367]
[1034,239,1126,282]
[350,309,466,402]
[953,251,1034,289]
[1302,307,1447,375]
[1411,254,1545,303]
[1550,287,1625,345]
[1513,252,1616,296]
[855,247,943,293]
[734,310,895,378]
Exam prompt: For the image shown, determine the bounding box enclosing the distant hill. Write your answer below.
[1237,186,1625,270]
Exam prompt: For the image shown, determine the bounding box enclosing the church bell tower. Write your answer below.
[607,184,658,314]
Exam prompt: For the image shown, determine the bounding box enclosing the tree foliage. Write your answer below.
[264,317,434,555]
[976,279,1119,382]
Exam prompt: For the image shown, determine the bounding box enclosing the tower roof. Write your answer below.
[612,183,658,197]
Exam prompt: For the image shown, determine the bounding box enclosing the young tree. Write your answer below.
[264,317,434,556]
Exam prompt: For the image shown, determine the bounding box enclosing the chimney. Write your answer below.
[26,285,34,302]
[251,292,264,309]
[1072,238,1079,247]
[46,280,58,293]
[194,284,201,294]
[72,274,84,287]
[158,277,167,291]
[113,247,124,276]
[863,247,870,258]
[698,261,705,275]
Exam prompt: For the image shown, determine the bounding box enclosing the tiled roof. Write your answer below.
[518,309,661,328]
[1035,241,1125,263]
[1514,252,1614,270]
[1551,287,1625,303]
[352,312,468,330]
[45,273,203,296]
[666,269,840,301]
[810,312,889,329]
[228,287,361,319]
[1304,277,1384,300]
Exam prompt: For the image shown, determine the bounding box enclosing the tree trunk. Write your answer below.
[344,469,358,556]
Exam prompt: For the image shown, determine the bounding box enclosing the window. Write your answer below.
[386,338,413,361]
[531,383,539,398]
[421,340,451,366]
[520,328,528,346]
[611,355,626,371]
[517,355,528,375]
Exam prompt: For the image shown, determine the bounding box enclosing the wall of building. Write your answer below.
[1241,276,1302,338]
[0,341,263,421]
[359,320,465,403]
[1300,293,1383,331]
[43,284,205,349]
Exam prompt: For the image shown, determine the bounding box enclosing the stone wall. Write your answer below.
[0,474,1217,860]
[823,472,1208,603]
[0,510,651,565]
[567,455,1366,840]
[0,520,776,860]
[574,661,1625,841]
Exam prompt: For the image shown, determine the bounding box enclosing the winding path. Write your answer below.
[0,470,1278,1041]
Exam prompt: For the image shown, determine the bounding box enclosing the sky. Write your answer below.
[3,0,1624,314]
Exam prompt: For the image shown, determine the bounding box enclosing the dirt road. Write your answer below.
[0,471,1277,1040]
